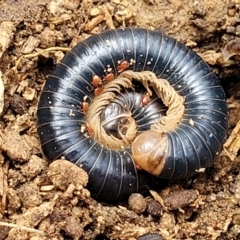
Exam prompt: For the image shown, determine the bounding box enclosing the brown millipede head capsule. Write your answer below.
[117,60,129,72]
[131,131,168,176]
[91,74,102,87]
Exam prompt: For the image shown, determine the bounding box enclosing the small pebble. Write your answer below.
[128,193,147,214]
[138,233,162,240]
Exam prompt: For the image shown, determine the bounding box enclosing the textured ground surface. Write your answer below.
[1,0,240,239]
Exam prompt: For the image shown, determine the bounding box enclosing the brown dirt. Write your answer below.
[1,0,240,239]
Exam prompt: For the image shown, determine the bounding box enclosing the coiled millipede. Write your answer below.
[37,28,228,200]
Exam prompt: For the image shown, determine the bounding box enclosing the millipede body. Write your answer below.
[37,28,228,200]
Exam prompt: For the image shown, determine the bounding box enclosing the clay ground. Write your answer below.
[1,0,240,239]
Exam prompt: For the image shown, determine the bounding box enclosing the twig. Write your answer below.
[0,221,45,235]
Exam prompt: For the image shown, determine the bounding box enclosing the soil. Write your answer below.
[1,0,240,239]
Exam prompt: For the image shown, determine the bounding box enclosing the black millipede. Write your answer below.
[37,28,228,200]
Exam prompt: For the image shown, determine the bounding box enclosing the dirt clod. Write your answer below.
[48,159,89,190]
[61,215,83,240]
[163,189,198,210]
[146,199,162,217]
[10,94,27,115]
[17,182,43,209]
[21,155,48,179]
[0,129,31,162]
